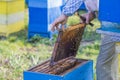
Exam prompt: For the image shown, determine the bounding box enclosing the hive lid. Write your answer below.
[50,23,86,66]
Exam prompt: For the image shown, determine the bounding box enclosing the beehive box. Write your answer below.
[0,0,25,36]
[24,58,93,80]
[24,24,93,80]
[28,0,63,38]
[99,0,120,23]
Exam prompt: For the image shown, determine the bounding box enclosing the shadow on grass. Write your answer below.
[7,28,28,42]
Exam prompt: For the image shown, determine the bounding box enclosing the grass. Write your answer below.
[0,31,52,80]
[0,10,101,80]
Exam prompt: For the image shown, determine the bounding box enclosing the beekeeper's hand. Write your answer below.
[82,0,98,24]
[51,14,68,31]
[80,11,96,24]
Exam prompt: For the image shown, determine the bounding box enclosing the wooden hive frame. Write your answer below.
[50,23,86,66]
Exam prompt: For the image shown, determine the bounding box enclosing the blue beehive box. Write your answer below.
[24,59,93,80]
[28,0,62,39]
[99,0,120,23]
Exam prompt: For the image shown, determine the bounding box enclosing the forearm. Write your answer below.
[84,0,98,11]
[84,0,99,17]
[62,0,84,16]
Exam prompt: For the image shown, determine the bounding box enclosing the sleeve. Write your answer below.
[84,0,99,11]
[62,0,84,16]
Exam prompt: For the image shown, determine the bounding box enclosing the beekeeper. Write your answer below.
[51,0,120,80]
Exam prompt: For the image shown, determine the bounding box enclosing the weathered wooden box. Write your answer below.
[24,59,93,80]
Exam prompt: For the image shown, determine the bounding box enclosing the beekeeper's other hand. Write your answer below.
[51,14,68,31]
[80,11,96,24]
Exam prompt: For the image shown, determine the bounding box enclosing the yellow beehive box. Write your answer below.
[0,0,25,36]
[0,0,25,15]
[0,20,24,36]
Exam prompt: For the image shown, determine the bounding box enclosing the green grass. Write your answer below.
[0,31,52,80]
[0,10,101,80]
